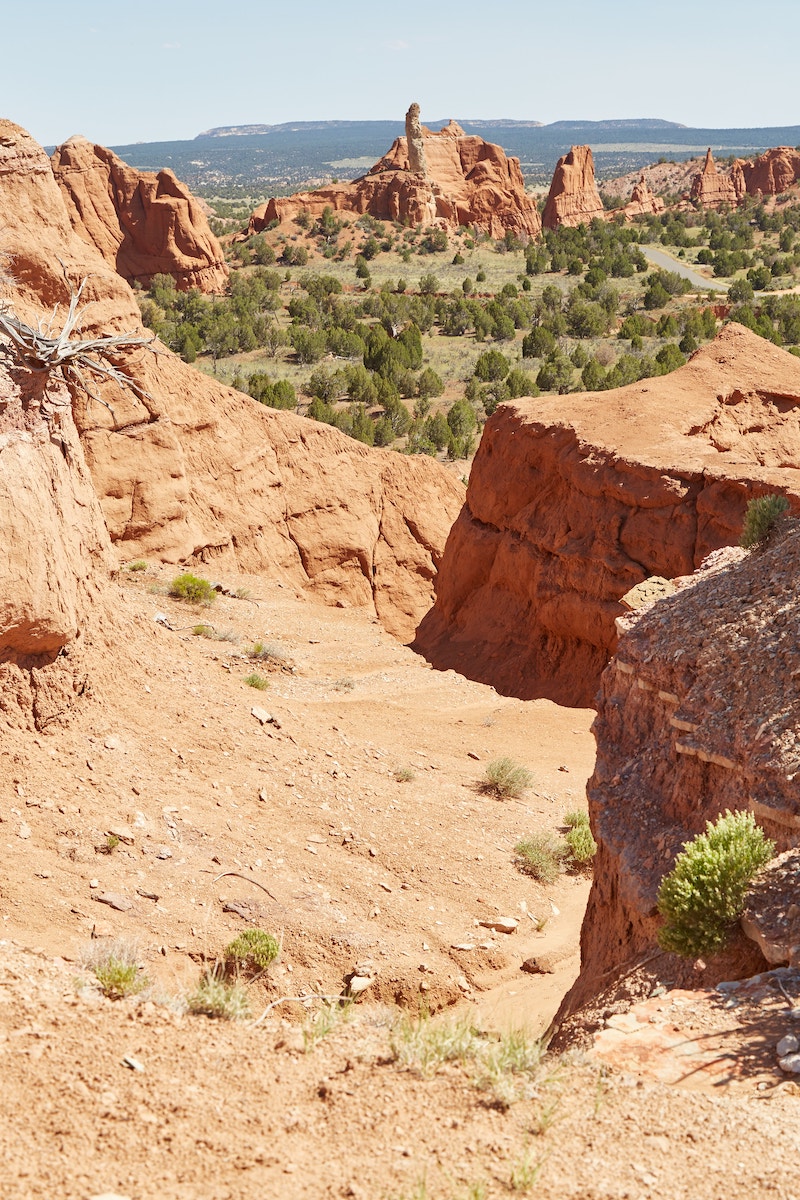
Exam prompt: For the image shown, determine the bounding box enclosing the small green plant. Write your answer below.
[244,672,270,690]
[302,998,353,1051]
[472,1027,545,1109]
[186,971,250,1020]
[394,767,416,783]
[390,1011,480,1078]
[234,587,251,599]
[657,809,774,958]
[563,810,589,829]
[224,929,280,974]
[81,938,147,1000]
[249,640,284,664]
[126,560,148,572]
[740,493,789,548]
[192,623,215,637]
[509,1147,545,1192]
[169,572,216,605]
[515,833,568,884]
[482,757,534,799]
[104,833,120,853]
[565,823,597,867]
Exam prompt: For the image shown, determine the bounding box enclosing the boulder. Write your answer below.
[413,324,800,706]
[542,145,605,230]
[51,135,228,293]
[245,105,541,241]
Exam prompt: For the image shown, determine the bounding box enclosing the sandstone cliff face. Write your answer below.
[736,145,800,197]
[414,325,800,705]
[0,120,463,643]
[563,521,800,1014]
[689,148,741,208]
[246,109,541,241]
[52,135,228,293]
[542,145,605,230]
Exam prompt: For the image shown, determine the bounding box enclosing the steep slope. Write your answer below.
[414,324,800,704]
[562,519,800,1018]
[0,120,463,642]
[51,135,228,293]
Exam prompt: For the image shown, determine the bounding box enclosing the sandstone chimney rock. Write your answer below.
[245,106,541,241]
[542,145,605,229]
[413,324,800,706]
[0,120,463,645]
[52,136,229,293]
[689,147,742,208]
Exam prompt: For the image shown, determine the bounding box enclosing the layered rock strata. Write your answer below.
[51,135,228,293]
[414,325,800,705]
[689,148,741,208]
[0,120,463,643]
[245,106,542,240]
[542,145,605,229]
[564,520,800,1014]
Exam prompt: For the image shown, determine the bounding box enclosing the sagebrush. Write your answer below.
[657,809,774,958]
[169,572,216,605]
[515,833,569,884]
[483,757,534,799]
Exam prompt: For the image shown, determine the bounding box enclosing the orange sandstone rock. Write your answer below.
[245,106,541,241]
[414,325,800,706]
[689,147,741,208]
[542,145,605,229]
[621,173,665,218]
[0,121,463,644]
[51,135,228,293]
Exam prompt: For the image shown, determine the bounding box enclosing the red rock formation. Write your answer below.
[560,520,800,1017]
[413,324,800,706]
[51,136,228,293]
[0,120,463,643]
[245,107,541,241]
[542,145,605,229]
[621,173,665,218]
[689,147,742,208]
[736,145,800,197]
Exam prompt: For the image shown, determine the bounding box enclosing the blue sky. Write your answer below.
[3,0,799,147]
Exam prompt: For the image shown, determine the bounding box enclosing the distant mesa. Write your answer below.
[243,103,542,240]
[542,144,605,230]
[51,135,228,293]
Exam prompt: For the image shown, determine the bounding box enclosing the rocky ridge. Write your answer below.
[246,104,542,240]
[51,135,228,293]
[413,324,800,706]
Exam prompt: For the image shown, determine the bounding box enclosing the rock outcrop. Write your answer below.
[689,148,742,208]
[0,120,463,644]
[51,136,228,293]
[562,519,800,1016]
[621,173,665,218]
[245,106,541,241]
[542,145,605,230]
[735,145,800,197]
[413,324,800,706]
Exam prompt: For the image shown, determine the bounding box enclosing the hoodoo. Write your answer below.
[542,145,605,229]
[52,135,229,293]
[689,147,742,208]
[414,324,800,706]
[244,104,542,241]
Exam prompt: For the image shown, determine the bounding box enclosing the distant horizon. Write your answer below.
[4,0,799,148]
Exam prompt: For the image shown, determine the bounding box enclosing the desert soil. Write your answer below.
[2,566,799,1199]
